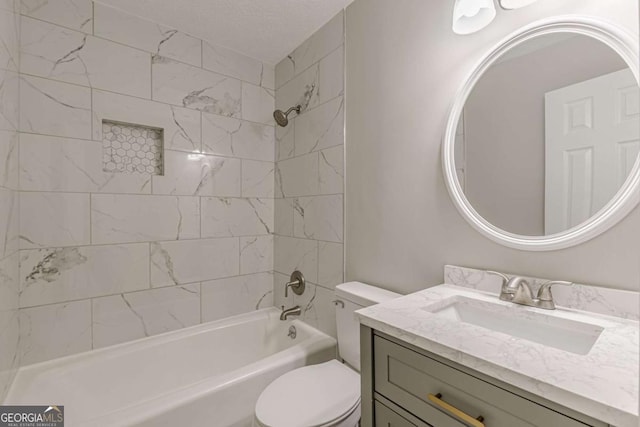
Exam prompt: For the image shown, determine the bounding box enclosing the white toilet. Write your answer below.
[254,282,400,427]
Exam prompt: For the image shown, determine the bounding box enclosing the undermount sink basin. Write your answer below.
[424,296,604,355]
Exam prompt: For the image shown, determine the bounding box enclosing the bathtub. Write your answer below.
[5,308,337,426]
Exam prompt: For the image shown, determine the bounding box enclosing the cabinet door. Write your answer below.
[375,401,431,427]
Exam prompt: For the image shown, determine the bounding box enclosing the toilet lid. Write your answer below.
[255,360,360,427]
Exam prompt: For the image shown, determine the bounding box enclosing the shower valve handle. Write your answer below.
[284,271,306,297]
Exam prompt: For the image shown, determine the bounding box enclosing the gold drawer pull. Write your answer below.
[428,393,485,427]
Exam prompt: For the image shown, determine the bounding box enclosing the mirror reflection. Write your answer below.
[456,33,639,236]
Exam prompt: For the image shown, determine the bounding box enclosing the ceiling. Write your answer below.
[95,0,355,65]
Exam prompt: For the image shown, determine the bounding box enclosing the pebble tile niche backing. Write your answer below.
[102,120,164,175]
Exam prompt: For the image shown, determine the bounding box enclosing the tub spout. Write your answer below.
[280,305,301,321]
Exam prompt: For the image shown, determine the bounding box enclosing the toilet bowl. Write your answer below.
[254,282,400,427]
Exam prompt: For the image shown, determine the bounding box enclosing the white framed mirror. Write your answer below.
[443,16,639,251]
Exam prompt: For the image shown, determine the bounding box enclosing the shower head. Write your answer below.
[273,105,301,127]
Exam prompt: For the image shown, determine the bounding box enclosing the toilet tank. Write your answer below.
[334,282,400,372]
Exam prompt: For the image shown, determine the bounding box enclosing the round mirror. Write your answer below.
[443,17,639,251]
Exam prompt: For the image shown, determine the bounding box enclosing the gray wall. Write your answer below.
[465,35,626,236]
[345,0,639,293]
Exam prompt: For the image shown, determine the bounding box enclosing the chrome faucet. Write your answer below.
[280,305,301,320]
[487,271,572,310]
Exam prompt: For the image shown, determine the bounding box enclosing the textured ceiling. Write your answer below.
[94,0,355,65]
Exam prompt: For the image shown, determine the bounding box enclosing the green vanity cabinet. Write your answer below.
[360,326,610,427]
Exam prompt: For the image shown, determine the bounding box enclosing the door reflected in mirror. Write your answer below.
[457,33,639,236]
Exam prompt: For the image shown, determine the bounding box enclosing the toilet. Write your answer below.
[254,282,400,427]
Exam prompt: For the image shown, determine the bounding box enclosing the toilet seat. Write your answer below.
[255,360,360,427]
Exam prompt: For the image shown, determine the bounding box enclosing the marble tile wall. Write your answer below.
[0,0,20,401]
[274,12,345,338]
[16,0,276,365]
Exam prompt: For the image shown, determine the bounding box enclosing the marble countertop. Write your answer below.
[357,284,639,427]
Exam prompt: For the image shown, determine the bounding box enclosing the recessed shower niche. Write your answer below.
[102,120,164,175]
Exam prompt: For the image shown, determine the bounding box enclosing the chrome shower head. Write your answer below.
[273,105,301,127]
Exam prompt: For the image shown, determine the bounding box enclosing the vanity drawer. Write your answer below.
[373,336,591,427]
[375,400,432,427]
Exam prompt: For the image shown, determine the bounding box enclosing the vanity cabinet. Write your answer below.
[361,327,610,427]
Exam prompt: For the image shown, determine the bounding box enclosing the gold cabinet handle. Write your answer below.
[428,393,485,427]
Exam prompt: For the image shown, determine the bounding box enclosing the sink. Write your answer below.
[424,296,604,355]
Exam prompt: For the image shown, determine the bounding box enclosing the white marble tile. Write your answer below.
[0,8,19,71]
[275,56,294,91]
[275,63,319,114]
[318,145,344,195]
[92,284,200,349]
[0,251,18,312]
[0,309,19,400]
[20,133,151,193]
[240,235,273,275]
[242,160,274,198]
[261,64,275,91]
[318,242,343,290]
[152,56,241,117]
[20,75,92,140]
[293,282,336,338]
[274,198,294,237]
[0,130,18,190]
[203,42,263,85]
[275,119,294,161]
[293,195,343,243]
[150,238,239,287]
[201,272,273,322]
[0,187,18,257]
[19,300,91,365]
[19,244,149,308]
[274,235,317,283]
[91,194,200,244]
[152,150,241,197]
[92,89,201,153]
[318,46,344,105]
[284,11,343,83]
[202,113,274,162]
[275,152,319,198]
[0,0,17,12]
[21,0,93,33]
[20,192,90,249]
[94,3,201,67]
[21,17,151,98]
[273,271,293,309]
[242,82,275,125]
[201,197,273,237]
[295,96,344,155]
[0,70,19,131]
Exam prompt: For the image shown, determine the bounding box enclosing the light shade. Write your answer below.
[452,0,497,35]
[499,0,540,9]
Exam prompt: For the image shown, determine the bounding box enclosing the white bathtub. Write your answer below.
[5,308,337,427]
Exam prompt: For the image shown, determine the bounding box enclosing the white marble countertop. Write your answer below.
[357,284,639,427]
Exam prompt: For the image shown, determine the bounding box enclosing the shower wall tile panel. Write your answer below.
[93,3,201,67]
[15,1,277,364]
[21,16,151,98]
[21,0,93,33]
[20,134,152,193]
[274,11,345,338]
[201,272,273,322]
[92,284,201,349]
[152,57,241,117]
[0,2,18,399]
[202,112,274,162]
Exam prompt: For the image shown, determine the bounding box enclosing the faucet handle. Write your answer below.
[486,270,509,290]
[536,280,573,301]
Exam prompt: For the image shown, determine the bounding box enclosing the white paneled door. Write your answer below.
[545,68,639,234]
